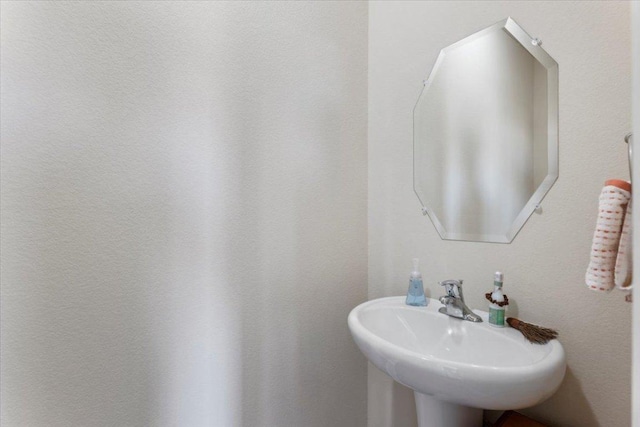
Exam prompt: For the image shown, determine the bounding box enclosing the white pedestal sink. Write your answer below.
[348,297,566,427]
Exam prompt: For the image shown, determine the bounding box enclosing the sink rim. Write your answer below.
[349,296,564,372]
[348,296,566,409]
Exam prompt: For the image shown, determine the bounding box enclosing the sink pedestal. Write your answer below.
[414,392,482,427]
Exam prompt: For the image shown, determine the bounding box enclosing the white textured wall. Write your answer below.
[369,2,631,427]
[1,2,368,426]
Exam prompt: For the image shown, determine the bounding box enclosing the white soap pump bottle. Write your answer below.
[488,271,508,327]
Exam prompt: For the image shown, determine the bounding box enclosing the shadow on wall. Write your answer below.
[369,365,598,427]
[521,367,598,427]
[368,364,418,427]
[221,4,368,425]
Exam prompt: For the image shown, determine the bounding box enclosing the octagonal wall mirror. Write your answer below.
[414,17,558,243]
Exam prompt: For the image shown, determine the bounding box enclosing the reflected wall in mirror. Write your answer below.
[414,17,558,243]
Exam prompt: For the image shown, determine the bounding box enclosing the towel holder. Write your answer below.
[625,132,633,181]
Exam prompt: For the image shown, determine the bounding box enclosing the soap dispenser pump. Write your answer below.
[406,258,427,306]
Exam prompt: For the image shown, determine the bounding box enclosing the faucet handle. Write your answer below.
[439,279,463,288]
[439,279,464,299]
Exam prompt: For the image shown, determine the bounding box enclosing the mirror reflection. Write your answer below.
[414,18,558,243]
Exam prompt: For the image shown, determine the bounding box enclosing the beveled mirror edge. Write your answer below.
[504,26,559,243]
[422,18,509,90]
[413,189,512,244]
[504,17,558,70]
[413,17,559,244]
[439,18,509,60]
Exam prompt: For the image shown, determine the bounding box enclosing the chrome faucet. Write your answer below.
[438,279,482,323]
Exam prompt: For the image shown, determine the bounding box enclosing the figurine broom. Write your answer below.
[507,317,559,344]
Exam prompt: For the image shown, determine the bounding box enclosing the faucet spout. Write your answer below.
[437,279,482,323]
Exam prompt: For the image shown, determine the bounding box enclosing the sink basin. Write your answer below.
[348,297,566,427]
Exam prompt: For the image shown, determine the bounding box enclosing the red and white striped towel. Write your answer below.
[586,179,632,293]
[615,197,632,290]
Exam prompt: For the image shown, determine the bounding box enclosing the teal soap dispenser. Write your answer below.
[406,258,427,306]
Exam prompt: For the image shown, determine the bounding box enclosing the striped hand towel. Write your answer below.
[586,179,631,292]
